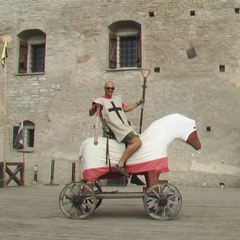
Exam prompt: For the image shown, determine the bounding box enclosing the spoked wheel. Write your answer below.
[59,181,96,219]
[143,182,182,220]
[93,181,103,209]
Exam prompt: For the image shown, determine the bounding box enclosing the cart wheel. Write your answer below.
[93,181,103,209]
[143,182,182,220]
[59,181,96,219]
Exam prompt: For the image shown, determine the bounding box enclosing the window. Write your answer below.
[120,36,138,67]
[31,44,45,72]
[190,10,196,16]
[18,29,46,74]
[13,120,35,152]
[219,65,225,72]
[109,21,141,69]
[148,12,155,17]
[187,46,197,59]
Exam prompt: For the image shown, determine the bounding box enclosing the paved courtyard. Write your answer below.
[0,183,240,240]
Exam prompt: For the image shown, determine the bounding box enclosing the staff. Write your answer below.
[139,69,151,134]
[94,106,101,145]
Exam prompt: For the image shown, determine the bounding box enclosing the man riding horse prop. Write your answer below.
[83,73,201,190]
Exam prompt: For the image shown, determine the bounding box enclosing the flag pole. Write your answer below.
[1,36,10,188]
[3,52,7,188]
[22,123,25,186]
[22,150,25,186]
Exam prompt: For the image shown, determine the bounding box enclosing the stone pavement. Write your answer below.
[0,183,240,240]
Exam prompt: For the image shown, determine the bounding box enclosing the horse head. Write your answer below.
[172,113,201,151]
[149,113,201,151]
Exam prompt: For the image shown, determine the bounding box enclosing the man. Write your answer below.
[89,81,143,178]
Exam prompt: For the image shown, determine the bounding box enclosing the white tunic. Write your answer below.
[94,96,137,142]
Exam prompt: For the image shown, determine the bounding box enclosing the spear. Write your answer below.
[139,69,151,134]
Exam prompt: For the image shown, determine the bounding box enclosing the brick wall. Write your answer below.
[0,0,240,187]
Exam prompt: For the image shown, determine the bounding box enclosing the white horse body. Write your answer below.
[80,113,197,180]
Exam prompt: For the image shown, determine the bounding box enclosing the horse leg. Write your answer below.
[85,178,97,189]
[145,170,160,188]
[82,178,98,194]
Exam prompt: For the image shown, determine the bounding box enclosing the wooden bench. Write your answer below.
[0,162,24,187]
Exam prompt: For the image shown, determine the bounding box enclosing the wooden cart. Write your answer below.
[59,180,182,220]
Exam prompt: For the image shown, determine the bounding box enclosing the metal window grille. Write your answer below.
[24,128,34,148]
[120,37,138,67]
[31,44,45,72]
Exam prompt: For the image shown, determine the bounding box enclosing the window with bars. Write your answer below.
[109,21,141,69]
[18,29,46,74]
[120,36,138,67]
[13,120,35,152]
[31,44,45,72]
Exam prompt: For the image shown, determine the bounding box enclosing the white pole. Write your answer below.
[3,56,7,188]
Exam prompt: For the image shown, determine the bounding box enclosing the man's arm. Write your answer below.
[123,99,144,112]
[89,103,103,116]
[89,105,96,116]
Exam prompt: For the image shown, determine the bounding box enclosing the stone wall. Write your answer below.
[1,0,240,187]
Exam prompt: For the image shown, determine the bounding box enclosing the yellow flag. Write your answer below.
[1,41,8,68]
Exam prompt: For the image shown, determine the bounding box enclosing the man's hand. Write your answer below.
[89,103,103,116]
[137,99,144,106]
[95,103,103,111]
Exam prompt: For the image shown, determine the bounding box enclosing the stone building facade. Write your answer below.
[1,0,240,187]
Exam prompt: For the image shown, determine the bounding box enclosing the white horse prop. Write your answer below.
[80,113,201,187]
